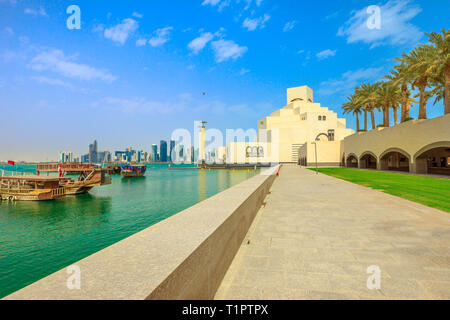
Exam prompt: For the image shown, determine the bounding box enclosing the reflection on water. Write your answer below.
[198,170,207,202]
[0,164,258,298]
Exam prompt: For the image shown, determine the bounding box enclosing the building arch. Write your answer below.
[379,147,411,172]
[346,153,358,168]
[413,141,450,160]
[315,133,331,142]
[359,151,378,169]
[379,147,411,161]
[413,141,450,175]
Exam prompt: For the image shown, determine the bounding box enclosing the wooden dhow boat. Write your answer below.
[36,164,111,195]
[60,168,112,195]
[0,175,66,201]
[121,164,147,178]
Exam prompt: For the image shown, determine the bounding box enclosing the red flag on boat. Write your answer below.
[58,165,64,177]
[7,160,15,165]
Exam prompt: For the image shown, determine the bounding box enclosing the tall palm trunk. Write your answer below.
[418,84,427,119]
[401,83,408,121]
[355,112,360,132]
[386,103,390,127]
[370,108,376,129]
[445,66,450,115]
[364,109,368,131]
[393,107,398,125]
[405,99,410,120]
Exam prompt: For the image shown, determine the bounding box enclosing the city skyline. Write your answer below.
[1,0,449,161]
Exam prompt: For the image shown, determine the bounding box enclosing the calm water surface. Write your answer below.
[0,164,258,298]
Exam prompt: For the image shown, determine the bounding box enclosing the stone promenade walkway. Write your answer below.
[215,165,450,299]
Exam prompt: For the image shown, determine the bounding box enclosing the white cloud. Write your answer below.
[30,76,73,88]
[132,12,143,18]
[283,20,297,32]
[24,6,47,17]
[337,0,422,48]
[92,95,190,115]
[0,50,17,62]
[202,0,221,5]
[202,0,263,12]
[211,39,247,63]
[30,49,117,82]
[239,68,250,75]
[4,27,14,36]
[188,32,215,54]
[149,27,173,47]
[93,24,105,33]
[104,18,138,45]
[316,49,337,60]
[136,38,147,47]
[201,0,230,11]
[242,14,270,31]
[318,67,384,96]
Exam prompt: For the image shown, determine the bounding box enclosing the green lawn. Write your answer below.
[309,168,450,213]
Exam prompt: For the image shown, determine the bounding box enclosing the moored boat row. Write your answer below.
[0,167,112,201]
[1,163,147,201]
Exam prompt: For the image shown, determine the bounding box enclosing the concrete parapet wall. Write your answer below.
[4,167,278,300]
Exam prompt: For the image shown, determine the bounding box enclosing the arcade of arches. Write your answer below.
[342,114,450,176]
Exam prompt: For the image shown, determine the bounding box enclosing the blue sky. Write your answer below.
[0,0,449,161]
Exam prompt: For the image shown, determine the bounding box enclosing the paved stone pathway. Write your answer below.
[215,165,450,299]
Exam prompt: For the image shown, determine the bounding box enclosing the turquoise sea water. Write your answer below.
[0,164,258,298]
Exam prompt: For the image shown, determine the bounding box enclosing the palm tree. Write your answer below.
[375,82,401,127]
[430,76,444,106]
[422,29,450,114]
[392,101,400,125]
[353,86,367,131]
[376,82,390,127]
[356,83,379,129]
[383,63,413,121]
[343,94,362,132]
[396,46,435,119]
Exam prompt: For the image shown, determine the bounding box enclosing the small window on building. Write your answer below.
[318,116,322,121]
[323,116,327,121]
[328,129,335,141]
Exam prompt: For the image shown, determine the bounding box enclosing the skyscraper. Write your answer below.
[169,140,175,162]
[151,144,158,162]
[88,140,98,163]
[160,141,168,162]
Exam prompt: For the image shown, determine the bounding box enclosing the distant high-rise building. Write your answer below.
[160,141,168,162]
[97,150,111,163]
[169,140,175,162]
[136,150,146,163]
[59,151,74,163]
[81,154,89,163]
[115,147,136,162]
[179,145,184,159]
[183,146,195,163]
[151,144,158,163]
[88,140,98,163]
